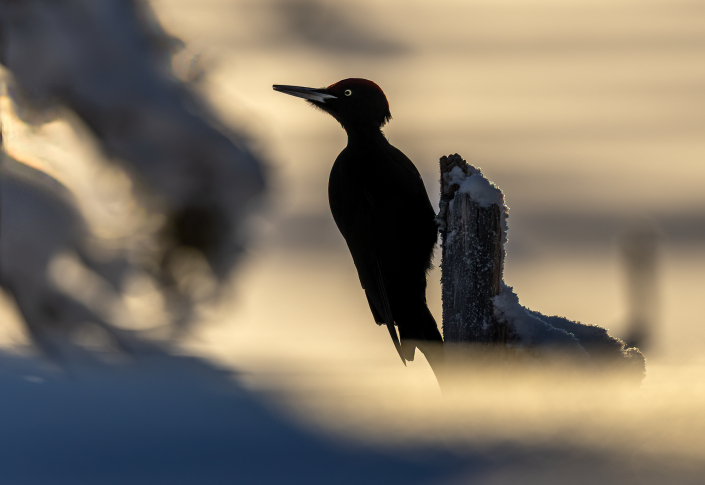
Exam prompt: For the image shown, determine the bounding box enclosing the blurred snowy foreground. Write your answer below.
[0,352,463,485]
[0,350,703,485]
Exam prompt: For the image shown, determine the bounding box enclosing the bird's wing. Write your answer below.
[370,251,406,365]
[331,182,406,364]
[360,187,407,365]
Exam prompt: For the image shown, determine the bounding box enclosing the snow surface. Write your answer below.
[492,283,587,358]
[0,350,683,484]
[0,352,471,485]
[492,275,644,375]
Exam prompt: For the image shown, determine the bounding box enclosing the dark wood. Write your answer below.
[438,154,508,344]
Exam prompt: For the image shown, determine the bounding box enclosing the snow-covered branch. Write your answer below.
[0,0,265,356]
[0,0,265,279]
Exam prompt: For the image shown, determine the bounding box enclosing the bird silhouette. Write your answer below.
[273,78,443,366]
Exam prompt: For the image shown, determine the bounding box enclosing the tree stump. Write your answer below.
[437,154,511,344]
[436,154,645,381]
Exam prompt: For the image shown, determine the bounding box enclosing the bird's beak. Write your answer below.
[273,85,337,103]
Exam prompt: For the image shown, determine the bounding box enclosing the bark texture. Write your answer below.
[438,154,510,344]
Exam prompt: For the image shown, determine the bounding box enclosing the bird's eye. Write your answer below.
[344,89,352,96]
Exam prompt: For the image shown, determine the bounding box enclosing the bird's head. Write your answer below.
[273,78,392,132]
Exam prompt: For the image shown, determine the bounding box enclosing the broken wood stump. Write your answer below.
[437,154,511,344]
[436,154,645,381]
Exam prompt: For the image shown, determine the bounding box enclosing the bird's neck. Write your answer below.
[344,125,388,147]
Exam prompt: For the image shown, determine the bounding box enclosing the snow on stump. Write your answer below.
[437,154,645,380]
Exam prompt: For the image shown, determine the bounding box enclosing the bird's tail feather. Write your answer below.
[398,302,443,365]
[386,323,406,366]
[370,257,407,366]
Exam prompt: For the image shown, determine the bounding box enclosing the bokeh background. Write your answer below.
[2,0,705,477]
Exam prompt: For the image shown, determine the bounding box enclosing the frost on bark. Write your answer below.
[438,154,511,344]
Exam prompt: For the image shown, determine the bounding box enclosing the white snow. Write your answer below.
[445,165,476,188]
[442,162,503,209]
[492,283,588,358]
[491,282,644,373]
[458,173,505,209]
[0,351,470,485]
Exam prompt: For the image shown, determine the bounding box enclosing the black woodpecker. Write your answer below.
[273,78,443,365]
